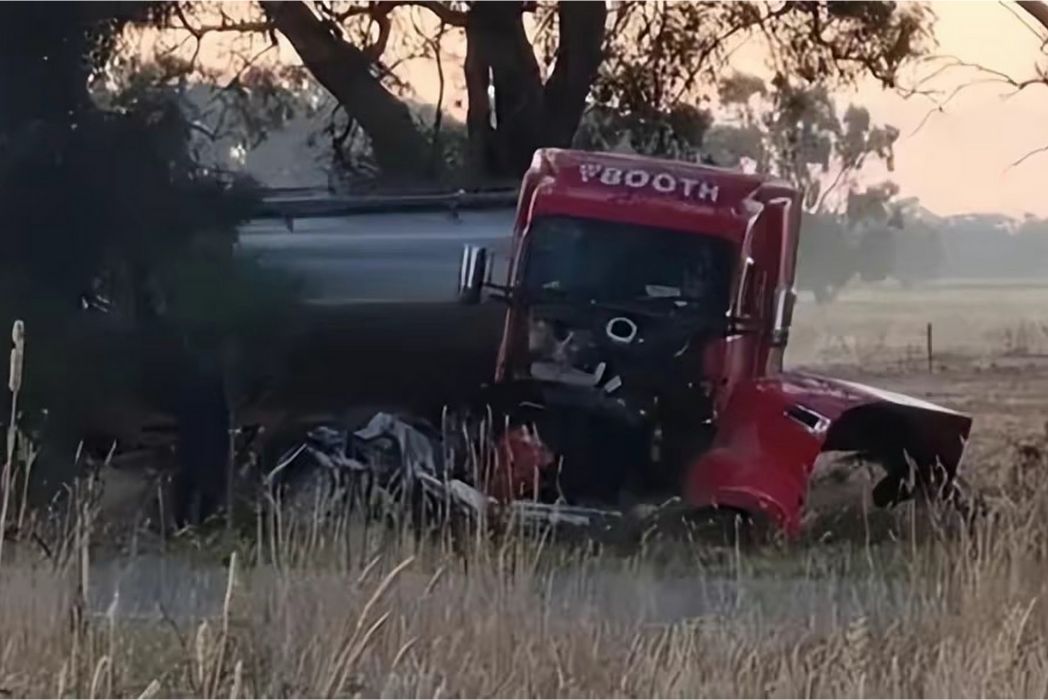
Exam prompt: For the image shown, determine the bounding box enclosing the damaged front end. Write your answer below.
[264,371,974,544]
[446,217,975,538]
[458,215,741,533]
[263,411,635,539]
[262,151,976,542]
[261,301,974,541]
[681,373,974,537]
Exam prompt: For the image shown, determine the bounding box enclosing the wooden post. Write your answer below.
[226,413,236,541]
[222,341,236,541]
[926,322,934,373]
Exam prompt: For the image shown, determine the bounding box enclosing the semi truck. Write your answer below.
[244,149,973,536]
[447,149,972,535]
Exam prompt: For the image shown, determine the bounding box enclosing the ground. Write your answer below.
[790,277,1048,367]
[790,278,1048,493]
[3,278,1048,697]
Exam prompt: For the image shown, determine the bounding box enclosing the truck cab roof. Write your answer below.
[525,148,798,242]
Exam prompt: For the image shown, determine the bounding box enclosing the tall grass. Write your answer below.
[4,312,1048,697]
[2,436,1048,698]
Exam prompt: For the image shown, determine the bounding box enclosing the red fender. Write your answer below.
[683,372,973,536]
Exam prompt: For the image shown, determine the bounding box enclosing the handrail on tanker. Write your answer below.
[252,186,522,221]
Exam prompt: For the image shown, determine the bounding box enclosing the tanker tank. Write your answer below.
[234,189,516,420]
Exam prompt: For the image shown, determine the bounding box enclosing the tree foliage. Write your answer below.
[128,1,942,304]
[694,71,942,300]
[0,2,300,446]
[159,1,934,183]
[579,1,929,156]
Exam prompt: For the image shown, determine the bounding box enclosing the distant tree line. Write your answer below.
[920,213,1048,281]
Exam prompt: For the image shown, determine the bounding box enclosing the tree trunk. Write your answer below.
[466,2,545,178]
[463,1,607,179]
[464,14,496,183]
[542,2,607,148]
[261,1,429,180]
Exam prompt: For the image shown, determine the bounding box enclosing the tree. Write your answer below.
[0,3,301,522]
[463,2,606,178]
[0,2,150,133]
[697,72,912,300]
[162,1,934,182]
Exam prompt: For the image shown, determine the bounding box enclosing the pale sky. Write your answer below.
[855,1,1048,218]
[172,1,1048,218]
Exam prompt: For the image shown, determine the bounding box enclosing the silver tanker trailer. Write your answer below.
[234,188,516,422]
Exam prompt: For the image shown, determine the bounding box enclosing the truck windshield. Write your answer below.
[521,215,734,313]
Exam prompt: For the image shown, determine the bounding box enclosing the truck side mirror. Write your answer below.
[771,286,796,346]
[458,244,488,305]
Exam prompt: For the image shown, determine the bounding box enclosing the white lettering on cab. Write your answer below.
[697,181,719,202]
[599,167,622,185]
[624,169,651,187]
[651,172,676,193]
[578,164,719,203]
[579,163,603,182]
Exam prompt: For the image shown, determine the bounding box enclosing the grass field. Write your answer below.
[4,280,1048,697]
[788,278,1048,367]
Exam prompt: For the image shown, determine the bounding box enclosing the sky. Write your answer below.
[853,1,1048,219]
[174,1,1048,219]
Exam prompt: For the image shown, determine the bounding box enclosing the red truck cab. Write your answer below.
[458,149,971,536]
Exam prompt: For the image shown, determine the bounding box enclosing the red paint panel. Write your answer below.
[684,379,825,535]
[683,373,973,537]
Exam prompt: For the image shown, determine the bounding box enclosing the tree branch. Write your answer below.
[1002,0,1048,41]
[903,53,1048,138]
[668,2,794,107]
[361,1,467,28]
[261,0,428,177]
[170,5,274,36]
[1010,142,1048,169]
[365,9,393,59]
[221,42,280,90]
[1018,0,1048,32]
[429,19,447,175]
[406,1,467,27]
[322,4,373,23]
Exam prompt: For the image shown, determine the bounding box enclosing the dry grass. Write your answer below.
[4,283,1048,698]
[2,434,1048,698]
[788,279,1048,367]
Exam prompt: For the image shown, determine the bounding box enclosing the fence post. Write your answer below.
[926,322,934,373]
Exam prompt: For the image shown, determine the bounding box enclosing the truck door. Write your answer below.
[755,195,800,375]
[713,211,768,416]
